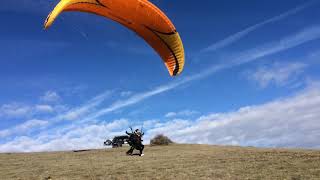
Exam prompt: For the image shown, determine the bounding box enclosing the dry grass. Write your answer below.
[0,144,319,180]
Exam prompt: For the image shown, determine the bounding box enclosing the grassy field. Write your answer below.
[0,144,319,180]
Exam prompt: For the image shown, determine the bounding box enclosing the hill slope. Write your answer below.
[0,144,319,179]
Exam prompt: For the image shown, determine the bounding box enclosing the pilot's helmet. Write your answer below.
[135,129,141,136]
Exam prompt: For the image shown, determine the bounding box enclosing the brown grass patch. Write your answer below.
[0,144,319,179]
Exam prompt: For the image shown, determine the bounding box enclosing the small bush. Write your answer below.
[150,134,173,146]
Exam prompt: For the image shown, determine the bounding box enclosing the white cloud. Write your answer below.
[0,119,128,152]
[144,86,320,149]
[0,119,48,138]
[35,105,54,113]
[223,25,320,67]
[0,91,112,138]
[0,103,56,119]
[15,119,48,132]
[200,0,317,53]
[57,91,113,121]
[81,82,186,122]
[165,110,199,118]
[1,85,320,152]
[248,62,307,88]
[142,120,160,129]
[0,103,32,119]
[40,91,61,103]
[120,91,133,97]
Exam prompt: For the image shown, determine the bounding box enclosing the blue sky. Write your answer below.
[0,0,320,152]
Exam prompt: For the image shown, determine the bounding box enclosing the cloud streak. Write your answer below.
[200,0,317,53]
[0,103,58,119]
[0,119,48,138]
[40,91,61,103]
[248,62,308,88]
[81,25,320,121]
[55,91,113,121]
[0,90,113,138]
[165,110,199,118]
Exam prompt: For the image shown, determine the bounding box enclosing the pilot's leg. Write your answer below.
[126,147,134,155]
[140,144,144,156]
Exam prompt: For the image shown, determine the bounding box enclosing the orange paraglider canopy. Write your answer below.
[44,0,185,76]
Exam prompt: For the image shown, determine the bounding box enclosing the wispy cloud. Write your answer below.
[2,84,320,152]
[165,110,199,118]
[35,105,54,113]
[0,103,33,119]
[0,119,128,152]
[144,85,320,148]
[248,62,308,88]
[57,91,113,121]
[40,91,61,103]
[80,25,320,121]
[82,83,184,121]
[120,91,133,97]
[0,119,48,138]
[0,103,57,119]
[223,25,320,65]
[0,90,113,138]
[200,0,317,53]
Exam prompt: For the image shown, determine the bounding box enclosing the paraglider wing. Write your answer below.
[44,0,185,76]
